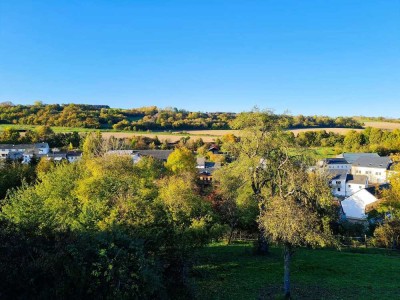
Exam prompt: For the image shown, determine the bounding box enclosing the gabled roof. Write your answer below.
[352,156,392,169]
[341,189,378,220]
[338,153,379,164]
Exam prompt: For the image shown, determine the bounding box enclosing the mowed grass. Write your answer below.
[191,243,400,300]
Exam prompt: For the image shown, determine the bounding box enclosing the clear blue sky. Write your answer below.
[1,1,399,117]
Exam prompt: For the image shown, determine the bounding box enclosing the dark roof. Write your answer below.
[346,174,368,185]
[352,156,392,169]
[66,151,82,157]
[134,150,173,161]
[324,158,349,165]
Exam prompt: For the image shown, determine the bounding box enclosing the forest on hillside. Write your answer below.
[0,102,362,130]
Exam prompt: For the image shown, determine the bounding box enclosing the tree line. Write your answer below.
[0,102,363,130]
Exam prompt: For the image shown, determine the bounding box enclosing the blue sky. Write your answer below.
[0,1,399,116]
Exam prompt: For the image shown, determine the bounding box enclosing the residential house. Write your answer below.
[196,156,221,183]
[66,151,83,163]
[1,143,50,160]
[351,156,392,184]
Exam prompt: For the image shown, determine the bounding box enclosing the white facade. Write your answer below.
[352,166,387,184]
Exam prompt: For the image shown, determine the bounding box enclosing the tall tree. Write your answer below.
[260,156,337,298]
[217,109,291,254]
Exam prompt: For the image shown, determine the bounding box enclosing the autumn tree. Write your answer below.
[165,147,197,175]
[217,109,292,254]
[260,157,337,298]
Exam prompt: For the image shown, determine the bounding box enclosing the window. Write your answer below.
[336,181,341,184]
[365,171,371,175]
[376,172,381,175]
[338,188,341,192]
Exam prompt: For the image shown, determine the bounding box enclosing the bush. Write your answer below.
[372,220,400,249]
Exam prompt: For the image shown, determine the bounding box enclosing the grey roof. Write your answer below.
[352,156,392,169]
[134,150,173,161]
[328,169,348,181]
[197,157,206,167]
[338,153,379,164]
[346,174,368,185]
[0,143,49,150]
[324,158,349,165]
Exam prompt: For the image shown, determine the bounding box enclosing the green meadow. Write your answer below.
[192,243,400,299]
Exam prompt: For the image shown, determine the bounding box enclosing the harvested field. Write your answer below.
[363,121,400,130]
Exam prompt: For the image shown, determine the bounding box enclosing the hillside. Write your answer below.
[0,102,362,131]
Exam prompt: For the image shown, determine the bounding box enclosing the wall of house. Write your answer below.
[331,180,346,197]
[352,166,387,183]
[345,183,367,197]
[327,164,351,171]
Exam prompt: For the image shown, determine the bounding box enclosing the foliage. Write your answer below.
[165,147,197,175]
[0,155,216,298]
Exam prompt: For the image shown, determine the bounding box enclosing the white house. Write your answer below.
[345,174,368,197]
[351,156,392,184]
[341,189,378,221]
[328,170,348,197]
[1,143,50,158]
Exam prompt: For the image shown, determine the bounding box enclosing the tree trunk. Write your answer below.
[227,226,235,245]
[256,229,269,255]
[283,243,292,299]
[256,202,269,255]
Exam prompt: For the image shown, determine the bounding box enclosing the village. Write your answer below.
[0,140,394,227]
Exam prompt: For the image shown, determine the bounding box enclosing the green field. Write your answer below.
[191,243,400,299]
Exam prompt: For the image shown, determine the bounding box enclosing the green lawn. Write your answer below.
[191,243,400,299]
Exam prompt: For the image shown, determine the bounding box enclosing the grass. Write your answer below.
[191,242,400,299]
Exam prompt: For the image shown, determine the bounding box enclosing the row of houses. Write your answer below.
[0,143,82,163]
[318,153,395,223]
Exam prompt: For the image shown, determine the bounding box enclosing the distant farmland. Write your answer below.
[1,121,399,143]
